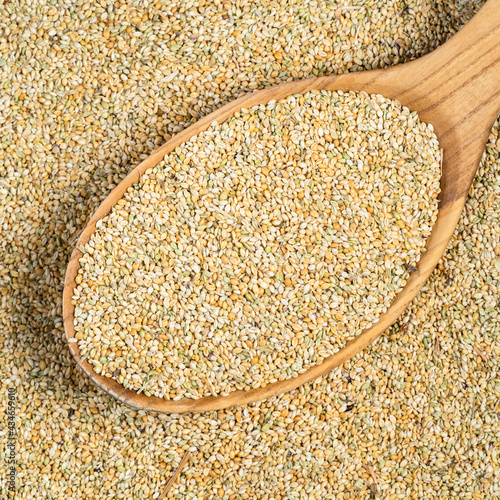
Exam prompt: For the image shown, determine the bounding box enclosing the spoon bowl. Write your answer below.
[63,0,500,413]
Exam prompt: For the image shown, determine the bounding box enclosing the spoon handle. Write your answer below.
[402,0,500,200]
[403,0,500,119]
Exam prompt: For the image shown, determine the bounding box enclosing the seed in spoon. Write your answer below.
[72,89,441,400]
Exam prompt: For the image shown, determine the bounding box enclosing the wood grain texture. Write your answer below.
[63,0,500,413]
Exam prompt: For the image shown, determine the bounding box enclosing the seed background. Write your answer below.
[0,0,498,499]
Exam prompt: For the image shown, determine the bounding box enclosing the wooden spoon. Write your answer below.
[63,0,500,413]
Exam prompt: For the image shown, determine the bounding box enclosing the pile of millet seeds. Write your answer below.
[74,89,441,400]
[0,0,498,499]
